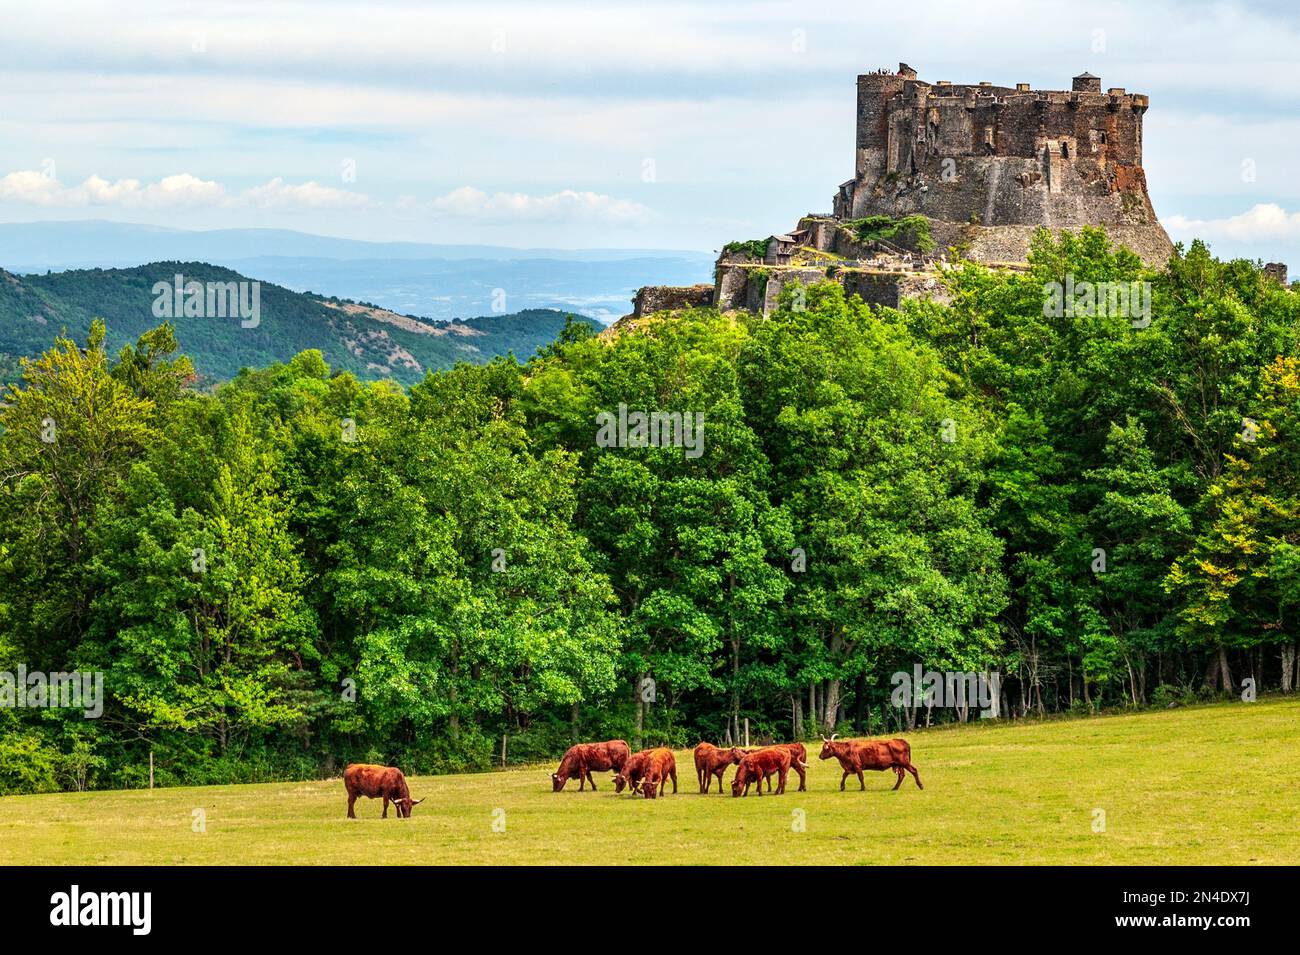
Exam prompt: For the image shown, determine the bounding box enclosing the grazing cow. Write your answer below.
[551,739,631,792]
[614,748,677,795]
[817,735,923,791]
[641,748,678,798]
[777,743,808,791]
[731,746,795,797]
[738,742,808,793]
[613,749,652,794]
[693,742,746,794]
[343,763,424,818]
[641,769,660,798]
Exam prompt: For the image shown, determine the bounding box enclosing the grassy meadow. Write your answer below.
[3,697,1298,865]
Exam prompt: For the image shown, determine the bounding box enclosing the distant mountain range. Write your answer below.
[0,261,600,386]
[0,220,716,323]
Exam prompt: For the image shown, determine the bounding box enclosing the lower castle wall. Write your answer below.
[632,284,715,317]
[713,263,951,314]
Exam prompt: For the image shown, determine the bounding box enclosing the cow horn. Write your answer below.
[411,798,424,805]
[820,735,829,742]
[830,734,838,742]
[798,760,807,767]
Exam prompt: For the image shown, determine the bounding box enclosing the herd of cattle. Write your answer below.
[344,735,922,816]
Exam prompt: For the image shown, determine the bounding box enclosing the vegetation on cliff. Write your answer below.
[721,239,770,260]
[846,214,936,253]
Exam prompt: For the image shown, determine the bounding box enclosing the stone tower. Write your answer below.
[832,63,1173,266]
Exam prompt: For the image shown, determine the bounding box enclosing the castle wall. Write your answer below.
[875,84,1147,170]
[713,263,951,315]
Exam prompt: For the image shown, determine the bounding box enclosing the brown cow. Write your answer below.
[641,771,660,799]
[693,742,746,794]
[778,742,808,791]
[343,763,424,818]
[738,742,808,793]
[614,747,677,795]
[731,746,793,797]
[613,749,652,794]
[818,735,923,791]
[639,749,678,799]
[551,739,631,792]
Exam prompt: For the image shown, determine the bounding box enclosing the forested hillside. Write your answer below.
[1,228,1298,794]
[0,262,597,386]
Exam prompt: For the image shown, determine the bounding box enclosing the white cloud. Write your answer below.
[0,170,365,211]
[1166,203,1300,242]
[75,174,147,205]
[143,173,226,207]
[0,171,650,226]
[243,177,370,210]
[0,170,225,209]
[0,170,64,205]
[430,186,652,224]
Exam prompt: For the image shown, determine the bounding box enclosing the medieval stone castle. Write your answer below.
[833,63,1171,261]
[630,63,1178,320]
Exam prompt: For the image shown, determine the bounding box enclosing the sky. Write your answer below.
[1,0,1299,262]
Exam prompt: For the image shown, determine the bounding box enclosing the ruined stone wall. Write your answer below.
[891,89,1146,167]
[632,284,715,318]
[713,263,950,315]
[869,82,1147,169]
[714,266,787,314]
[927,220,1172,268]
[797,216,842,251]
[841,270,950,309]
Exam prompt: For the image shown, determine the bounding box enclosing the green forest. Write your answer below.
[2,228,1298,795]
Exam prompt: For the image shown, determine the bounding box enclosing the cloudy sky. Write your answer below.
[1,0,1298,261]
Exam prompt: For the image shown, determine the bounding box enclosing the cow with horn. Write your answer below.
[817,734,923,791]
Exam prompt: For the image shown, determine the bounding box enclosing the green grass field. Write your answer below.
[4,697,1298,865]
